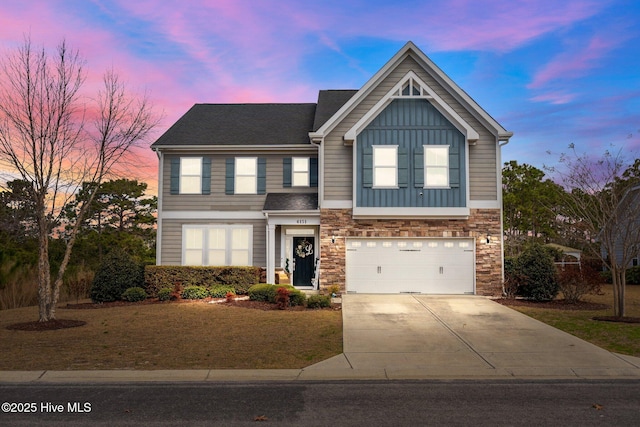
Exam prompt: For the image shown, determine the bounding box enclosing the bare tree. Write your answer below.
[547,144,640,317]
[0,36,158,321]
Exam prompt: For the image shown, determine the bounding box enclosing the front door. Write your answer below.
[293,236,315,287]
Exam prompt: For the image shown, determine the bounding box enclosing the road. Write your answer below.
[1,380,639,426]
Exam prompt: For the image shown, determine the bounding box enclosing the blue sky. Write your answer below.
[1,0,639,188]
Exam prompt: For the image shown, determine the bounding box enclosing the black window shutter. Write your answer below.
[170,157,180,194]
[257,158,267,194]
[283,158,292,187]
[201,157,211,195]
[398,147,408,188]
[362,147,373,188]
[449,146,460,188]
[310,158,318,188]
[413,146,424,187]
[225,158,234,195]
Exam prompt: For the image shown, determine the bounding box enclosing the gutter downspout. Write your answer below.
[498,137,510,295]
[153,147,163,265]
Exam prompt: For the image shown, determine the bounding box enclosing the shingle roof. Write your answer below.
[263,193,318,211]
[151,89,358,148]
[152,103,317,147]
[313,90,358,131]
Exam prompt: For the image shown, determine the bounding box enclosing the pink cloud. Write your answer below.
[528,33,626,90]
[529,92,577,105]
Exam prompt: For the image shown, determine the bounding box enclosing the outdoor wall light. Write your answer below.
[485,234,491,244]
[331,236,336,244]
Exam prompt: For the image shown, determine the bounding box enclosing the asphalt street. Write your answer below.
[1,380,640,426]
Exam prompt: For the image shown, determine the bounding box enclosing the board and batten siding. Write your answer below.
[323,55,498,202]
[162,152,318,212]
[356,99,466,208]
[160,218,267,266]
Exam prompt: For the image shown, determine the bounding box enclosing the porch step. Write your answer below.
[275,269,290,285]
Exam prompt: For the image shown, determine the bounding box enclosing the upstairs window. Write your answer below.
[292,157,310,187]
[424,145,449,188]
[373,146,398,188]
[235,158,257,194]
[180,157,202,194]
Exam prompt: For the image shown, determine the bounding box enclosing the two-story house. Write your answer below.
[151,41,512,296]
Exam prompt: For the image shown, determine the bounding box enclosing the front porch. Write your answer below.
[263,193,320,289]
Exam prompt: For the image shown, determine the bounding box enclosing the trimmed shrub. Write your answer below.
[181,285,209,300]
[307,294,331,309]
[275,287,290,309]
[248,284,306,306]
[90,250,144,303]
[121,287,147,302]
[209,285,236,298]
[144,266,261,297]
[287,286,306,307]
[557,264,602,303]
[157,287,172,301]
[514,243,559,301]
[248,283,277,302]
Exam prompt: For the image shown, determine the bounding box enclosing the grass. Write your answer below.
[0,301,342,370]
[507,284,640,357]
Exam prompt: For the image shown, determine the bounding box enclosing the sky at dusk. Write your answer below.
[1,0,639,192]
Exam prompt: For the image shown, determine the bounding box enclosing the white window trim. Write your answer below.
[373,145,398,189]
[235,157,257,194]
[424,145,450,189]
[181,224,253,266]
[292,157,310,187]
[179,157,202,194]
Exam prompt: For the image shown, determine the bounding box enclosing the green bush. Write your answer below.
[626,266,640,285]
[90,250,144,303]
[248,284,277,302]
[181,285,209,300]
[157,287,172,301]
[144,266,261,297]
[287,286,306,307]
[307,294,331,309]
[121,287,147,302]
[514,243,559,301]
[209,285,236,298]
[248,284,306,306]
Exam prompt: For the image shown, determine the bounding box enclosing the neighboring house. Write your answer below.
[151,42,513,296]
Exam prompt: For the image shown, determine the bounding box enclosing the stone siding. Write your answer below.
[319,208,503,296]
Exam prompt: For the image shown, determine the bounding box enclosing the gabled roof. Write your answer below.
[313,90,358,131]
[151,103,317,148]
[309,41,512,142]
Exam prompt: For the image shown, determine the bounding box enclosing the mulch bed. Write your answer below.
[494,298,609,311]
[495,298,640,324]
[6,319,87,331]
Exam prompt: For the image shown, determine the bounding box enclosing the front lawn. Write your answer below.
[0,301,342,370]
[503,285,640,357]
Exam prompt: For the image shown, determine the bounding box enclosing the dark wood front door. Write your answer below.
[293,236,315,287]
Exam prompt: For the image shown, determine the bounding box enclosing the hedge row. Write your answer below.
[144,266,261,297]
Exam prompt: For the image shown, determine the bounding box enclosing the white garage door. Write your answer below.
[345,238,474,294]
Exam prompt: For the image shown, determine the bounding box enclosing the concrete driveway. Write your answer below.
[303,294,640,380]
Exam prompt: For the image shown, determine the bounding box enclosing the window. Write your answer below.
[373,146,398,188]
[292,157,310,187]
[180,157,202,194]
[235,158,257,194]
[182,225,252,266]
[424,146,449,188]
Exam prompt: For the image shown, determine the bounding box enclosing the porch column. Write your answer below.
[266,223,276,284]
